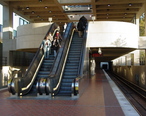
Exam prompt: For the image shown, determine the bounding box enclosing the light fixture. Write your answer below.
[92,16,96,23]
[26,7,29,10]
[44,6,48,9]
[107,4,111,7]
[31,11,35,14]
[98,48,102,54]
[128,3,132,6]
[64,5,70,10]
[39,0,42,2]
[37,15,40,18]
[48,17,52,23]
[70,15,74,18]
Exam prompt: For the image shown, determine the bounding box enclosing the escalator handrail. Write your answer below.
[8,23,59,95]
[72,24,88,95]
[20,24,59,95]
[37,23,74,95]
[48,23,74,76]
[78,24,88,77]
[46,23,74,94]
[53,29,75,91]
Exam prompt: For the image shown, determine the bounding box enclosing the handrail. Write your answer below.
[72,24,88,96]
[8,23,59,95]
[53,29,75,91]
[45,23,74,95]
[38,23,74,95]
[78,24,88,76]
[20,24,59,95]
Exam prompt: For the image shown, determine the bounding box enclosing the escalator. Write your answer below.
[8,23,58,96]
[47,27,88,97]
[57,32,83,96]
[26,51,55,96]
[8,22,74,97]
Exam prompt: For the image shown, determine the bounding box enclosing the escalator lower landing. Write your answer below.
[26,52,55,97]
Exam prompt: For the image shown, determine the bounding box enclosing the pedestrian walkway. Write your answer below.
[0,69,139,116]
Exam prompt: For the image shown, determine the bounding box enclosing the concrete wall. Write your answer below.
[113,66,146,90]
[86,21,139,48]
[0,43,2,69]
[16,23,52,50]
[139,36,146,48]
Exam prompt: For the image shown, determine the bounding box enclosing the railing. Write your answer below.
[46,23,88,97]
[72,24,88,96]
[45,23,74,95]
[8,23,59,95]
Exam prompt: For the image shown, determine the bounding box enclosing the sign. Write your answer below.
[92,53,103,57]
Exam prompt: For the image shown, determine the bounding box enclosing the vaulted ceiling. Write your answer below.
[0,0,145,25]
[0,0,145,62]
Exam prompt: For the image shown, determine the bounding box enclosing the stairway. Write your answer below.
[57,32,83,96]
[27,51,55,96]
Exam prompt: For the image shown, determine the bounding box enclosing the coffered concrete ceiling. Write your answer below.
[0,0,145,24]
[0,0,145,62]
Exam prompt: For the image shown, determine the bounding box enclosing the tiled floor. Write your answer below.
[0,69,137,116]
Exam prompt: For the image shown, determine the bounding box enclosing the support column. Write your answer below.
[2,4,13,66]
[144,3,146,36]
[3,4,13,39]
[136,18,139,36]
[0,43,2,88]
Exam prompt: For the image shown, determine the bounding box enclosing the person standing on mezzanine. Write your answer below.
[40,36,52,59]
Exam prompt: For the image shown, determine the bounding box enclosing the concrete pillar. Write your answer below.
[0,70,2,88]
[3,4,13,39]
[0,43,2,87]
[2,4,13,66]
[144,3,146,36]
[136,3,146,36]
[136,18,140,36]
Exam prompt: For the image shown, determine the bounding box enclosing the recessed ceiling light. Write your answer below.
[44,6,48,9]
[129,3,132,6]
[31,11,35,14]
[37,15,40,18]
[26,7,29,10]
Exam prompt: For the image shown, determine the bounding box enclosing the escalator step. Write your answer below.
[63,72,78,76]
[36,74,49,78]
[38,71,50,75]
[65,63,79,66]
[65,65,78,69]
[64,68,78,71]
[61,83,71,87]
[63,75,76,79]
[64,69,78,72]
[60,87,72,91]
[62,79,73,83]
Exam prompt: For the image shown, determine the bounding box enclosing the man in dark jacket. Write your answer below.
[77,16,87,37]
[77,20,85,37]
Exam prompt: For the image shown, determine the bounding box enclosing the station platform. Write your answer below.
[0,69,140,116]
